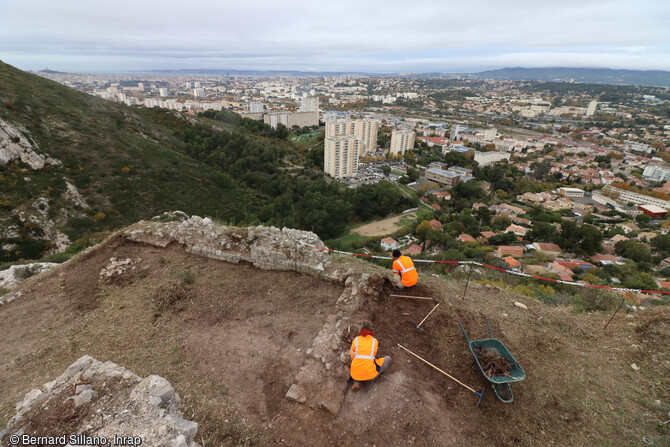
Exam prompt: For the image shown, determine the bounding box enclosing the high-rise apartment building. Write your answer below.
[193,88,206,98]
[355,119,378,155]
[324,136,360,178]
[325,118,378,155]
[450,124,461,141]
[585,100,598,116]
[390,129,415,155]
[159,88,168,97]
[249,102,264,113]
[301,96,319,113]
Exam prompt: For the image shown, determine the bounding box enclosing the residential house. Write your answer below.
[511,216,533,226]
[459,233,477,243]
[503,256,522,271]
[495,245,525,258]
[403,244,423,256]
[433,191,452,200]
[429,219,443,230]
[610,234,629,244]
[381,237,400,251]
[506,224,528,237]
[616,222,640,233]
[590,253,623,265]
[636,232,658,242]
[480,231,496,240]
[532,242,563,258]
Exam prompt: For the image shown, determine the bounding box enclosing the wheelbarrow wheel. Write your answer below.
[492,383,513,403]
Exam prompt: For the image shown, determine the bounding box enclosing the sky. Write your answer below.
[1,0,669,74]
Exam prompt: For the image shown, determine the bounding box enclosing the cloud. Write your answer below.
[1,0,669,72]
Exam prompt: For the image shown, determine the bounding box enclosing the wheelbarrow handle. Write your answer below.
[485,317,493,338]
[458,320,470,345]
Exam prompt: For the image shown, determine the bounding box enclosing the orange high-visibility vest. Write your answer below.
[349,335,387,381]
[393,255,418,287]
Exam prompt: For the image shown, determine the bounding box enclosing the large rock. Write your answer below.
[2,355,200,447]
[0,262,59,292]
[0,118,61,169]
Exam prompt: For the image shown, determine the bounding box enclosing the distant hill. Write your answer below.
[472,67,670,87]
[37,68,67,74]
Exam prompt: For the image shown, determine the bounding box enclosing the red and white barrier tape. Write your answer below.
[301,243,670,296]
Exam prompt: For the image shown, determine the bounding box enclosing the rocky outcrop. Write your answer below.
[1,355,200,447]
[0,262,59,291]
[13,197,71,254]
[0,118,61,169]
[123,213,331,275]
[63,179,89,209]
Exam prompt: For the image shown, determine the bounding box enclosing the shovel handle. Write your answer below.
[416,303,440,328]
[397,343,479,395]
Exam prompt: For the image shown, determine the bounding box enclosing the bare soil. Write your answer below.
[1,240,669,447]
[352,212,416,236]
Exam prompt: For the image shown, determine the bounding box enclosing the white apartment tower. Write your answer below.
[249,102,264,113]
[355,119,378,155]
[390,129,415,155]
[193,88,206,98]
[159,88,168,97]
[301,95,319,113]
[324,136,360,178]
[325,118,378,155]
[585,100,598,117]
[483,128,497,141]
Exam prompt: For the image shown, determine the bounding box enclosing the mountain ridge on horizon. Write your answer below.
[32,65,670,87]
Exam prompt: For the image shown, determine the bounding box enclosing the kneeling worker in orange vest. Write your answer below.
[391,249,418,289]
[349,323,392,391]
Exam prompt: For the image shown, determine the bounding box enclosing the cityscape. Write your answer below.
[2,0,670,446]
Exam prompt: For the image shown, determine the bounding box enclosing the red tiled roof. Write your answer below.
[535,242,562,253]
[429,219,443,229]
[459,233,476,243]
[503,256,521,268]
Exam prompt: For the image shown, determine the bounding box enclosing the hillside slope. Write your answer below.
[0,61,261,262]
[1,217,668,446]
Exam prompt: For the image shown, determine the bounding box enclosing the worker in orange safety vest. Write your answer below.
[391,249,418,289]
[349,322,392,391]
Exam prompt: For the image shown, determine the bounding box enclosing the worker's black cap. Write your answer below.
[392,249,401,258]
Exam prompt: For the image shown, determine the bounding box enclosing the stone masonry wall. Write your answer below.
[123,212,331,275]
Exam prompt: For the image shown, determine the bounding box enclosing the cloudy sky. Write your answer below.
[2,0,669,73]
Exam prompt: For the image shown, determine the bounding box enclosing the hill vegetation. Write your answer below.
[0,61,413,263]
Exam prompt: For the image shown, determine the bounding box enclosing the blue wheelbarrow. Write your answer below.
[458,318,525,403]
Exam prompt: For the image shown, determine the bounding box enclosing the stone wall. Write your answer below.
[1,355,200,447]
[123,212,331,275]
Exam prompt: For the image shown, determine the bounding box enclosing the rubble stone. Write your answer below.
[2,355,200,446]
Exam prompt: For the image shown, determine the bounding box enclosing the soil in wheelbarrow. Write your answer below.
[474,346,512,378]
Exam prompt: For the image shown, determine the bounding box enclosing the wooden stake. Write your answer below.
[390,294,434,301]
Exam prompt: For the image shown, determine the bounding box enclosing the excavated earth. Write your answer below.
[1,218,669,447]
